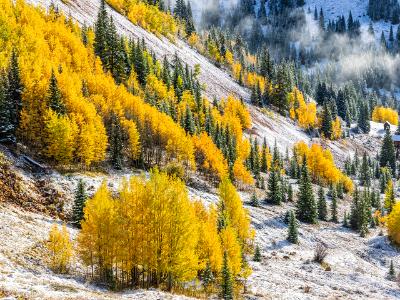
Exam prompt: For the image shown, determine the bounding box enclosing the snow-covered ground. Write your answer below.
[305,0,394,40]
[2,168,400,299]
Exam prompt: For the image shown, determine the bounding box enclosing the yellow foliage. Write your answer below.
[193,132,228,180]
[107,0,178,38]
[372,106,399,125]
[233,159,254,186]
[218,178,252,246]
[331,117,342,140]
[225,50,234,66]
[387,201,400,244]
[288,88,317,129]
[294,142,353,191]
[221,95,252,130]
[47,224,73,273]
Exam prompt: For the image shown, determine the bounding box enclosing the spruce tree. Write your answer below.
[360,152,371,186]
[331,187,338,223]
[267,166,282,205]
[388,260,396,281]
[321,102,333,139]
[6,49,23,134]
[220,251,233,300]
[202,261,215,289]
[287,184,294,202]
[380,128,396,173]
[250,192,259,207]
[48,70,66,115]
[254,245,262,262]
[72,179,87,228]
[358,103,370,133]
[317,186,327,221]
[296,158,317,224]
[94,0,109,63]
[287,210,299,244]
[0,71,14,143]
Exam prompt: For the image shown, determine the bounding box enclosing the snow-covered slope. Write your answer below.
[305,0,393,40]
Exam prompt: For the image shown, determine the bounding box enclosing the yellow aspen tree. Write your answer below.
[47,224,73,273]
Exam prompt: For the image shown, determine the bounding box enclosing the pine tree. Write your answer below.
[220,251,233,300]
[360,152,371,186]
[184,105,195,135]
[287,184,294,202]
[72,179,87,228]
[6,49,23,135]
[261,137,268,173]
[0,71,14,143]
[343,211,349,227]
[321,102,333,138]
[388,260,396,281]
[202,261,215,288]
[380,128,396,173]
[254,245,262,262]
[296,158,317,224]
[250,192,259,207]
[48,70,66,115]
[94,0,109,63]
[267,166,282,205]
[287,210,299,244]
[317,186,327,221]
[358,103,370,133]
[331,187,338,223]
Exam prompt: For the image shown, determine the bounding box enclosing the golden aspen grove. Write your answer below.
[2,0,400,298]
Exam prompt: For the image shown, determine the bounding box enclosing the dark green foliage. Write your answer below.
[267,166,282,205]
[317,186,327,221]
[287,184,294,202]
[287,210,299,244]
[110,113,123,170]
[220,251,233,300]
[250,192,259,207]
[350,189,371,236]
[202,261,215,288]
[357,103,370,133]
[48,69,66,115]
[321,102,332,138]
[343,211,349,227]
[296,158,317,224]
[72,179,87,228]
[254,245,262,262]
[330,187,338,223]
[388,260,396,281]
[380,129,396,173]
[360,152,371,186]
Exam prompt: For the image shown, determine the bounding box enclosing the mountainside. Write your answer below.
[2,0,400,299]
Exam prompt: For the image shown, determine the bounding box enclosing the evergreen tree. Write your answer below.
[94,0,109,63]
[388,260,396,281]
[202,261,215,288]
[110,113,123,170]
[6,49,23,134]
[72,179,87,228]
[317,186,328,221]
[261,137,268,173]
[321,102,333,138]
[287,184,294,202]
[331,187,338,223]
[358,103,370,133]
[184,105,195,135]
[220,251,233,300]
[296,158,317,223]
[380,128,396,173]
[384,179,396,213]
[287,210,299,244]
[254,245,262,262]
[48,70,66,115]
[360,152,371,186]
[267,166,282,205]
[343,211,349,227]
[250,192,259,207]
